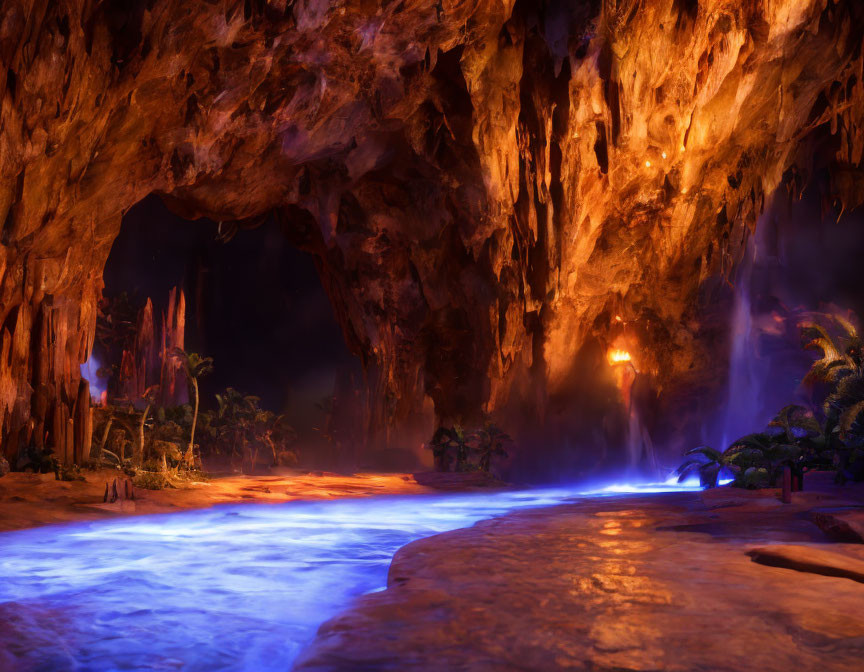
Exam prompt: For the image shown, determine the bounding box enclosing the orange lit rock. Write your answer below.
[0,1,863,465]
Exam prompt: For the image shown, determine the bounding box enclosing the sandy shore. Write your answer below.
[0,468,432,533]
[295,475,864,672]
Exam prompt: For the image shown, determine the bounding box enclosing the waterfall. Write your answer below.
[627,403,657,474]
[717,238,770,450]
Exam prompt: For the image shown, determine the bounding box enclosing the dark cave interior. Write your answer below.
[102,194,359,440]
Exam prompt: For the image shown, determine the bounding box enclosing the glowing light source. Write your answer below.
[661,151,667,159]
[607,349,632,365]
[644,160,652,168]
[680,145,686,152]
[80,354,107,403]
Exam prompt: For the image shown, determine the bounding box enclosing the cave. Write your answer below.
[98,194,375,470]
[2,1,864,670]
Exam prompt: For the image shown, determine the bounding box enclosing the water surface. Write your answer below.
[0,481,699,671]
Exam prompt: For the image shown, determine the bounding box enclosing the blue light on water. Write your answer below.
[0,480,702,671]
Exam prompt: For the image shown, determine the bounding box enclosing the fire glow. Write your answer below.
[607,349,632,365]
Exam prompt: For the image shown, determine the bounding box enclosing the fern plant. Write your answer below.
[676,446,724,487]
[427,425,470,472]
[801,314,864,482]
[469,423,513,473]
[677,406,825,488]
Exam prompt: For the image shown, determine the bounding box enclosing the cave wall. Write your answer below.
[1,0,864,467]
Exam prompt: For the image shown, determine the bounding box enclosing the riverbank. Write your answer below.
[295,474,864,672]
[0,468,432,532]
[0,486,583,672]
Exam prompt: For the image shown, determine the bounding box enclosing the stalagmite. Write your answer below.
[0,0,862,467]
[73,379,91,464]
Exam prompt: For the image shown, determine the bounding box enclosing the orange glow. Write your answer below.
[607,349,632,365]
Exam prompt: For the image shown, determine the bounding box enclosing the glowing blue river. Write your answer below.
[0,480,699,671]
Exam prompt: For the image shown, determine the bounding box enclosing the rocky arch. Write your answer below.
[1,0,864,469]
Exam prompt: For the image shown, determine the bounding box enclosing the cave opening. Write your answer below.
[73,179,864,483]
[93,194,364,471]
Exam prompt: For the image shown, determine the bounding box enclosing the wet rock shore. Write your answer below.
[295,475,864,672]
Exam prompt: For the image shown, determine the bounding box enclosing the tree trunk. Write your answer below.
[186,378,198,467]
[137,405,150,465]
[97,417,113,460]
[265,435,277,464]
[73,379,92,464]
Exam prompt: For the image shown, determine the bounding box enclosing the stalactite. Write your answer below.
[0,0,863,466]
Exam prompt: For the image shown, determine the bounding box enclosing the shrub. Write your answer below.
[426,423,513,474]
[133,471,172,490]
[677,406,827,488]
[55,462,86,482]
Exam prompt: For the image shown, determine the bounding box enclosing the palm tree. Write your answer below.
[801,314,862,389]
[677,405,827,489]
[469,423,513,473]
[169,348,214,467]
[214,387,260,472]
[675,446,724,487]
[801,314,864,439]
[427,425,470,471]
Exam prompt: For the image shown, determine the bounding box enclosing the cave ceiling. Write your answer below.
[1,0,863,453]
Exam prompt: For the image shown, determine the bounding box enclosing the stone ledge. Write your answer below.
[810,507,864,543]
[747,544,864,583]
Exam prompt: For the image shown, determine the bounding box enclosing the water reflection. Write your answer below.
[0,480,701,671]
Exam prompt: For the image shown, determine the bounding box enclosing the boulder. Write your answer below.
[810,507,864,544]
[104,478,136,504]
[747,545,864,584]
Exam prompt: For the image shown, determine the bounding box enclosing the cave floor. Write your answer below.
[294,475,864,672]
[0,468,431,532]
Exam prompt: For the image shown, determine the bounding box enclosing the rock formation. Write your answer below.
[116,287,187,407]
[1,0,863,469]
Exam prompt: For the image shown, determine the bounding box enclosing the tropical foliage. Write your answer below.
[802,314,864,482]
[169,348,214,467]
[677,405,825,488]
[678,312,864,488]
[675,446,724,487]
[201,387,297,472]
[81,376,297,482]
[470,423,515,473]
[426,422,513,474]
